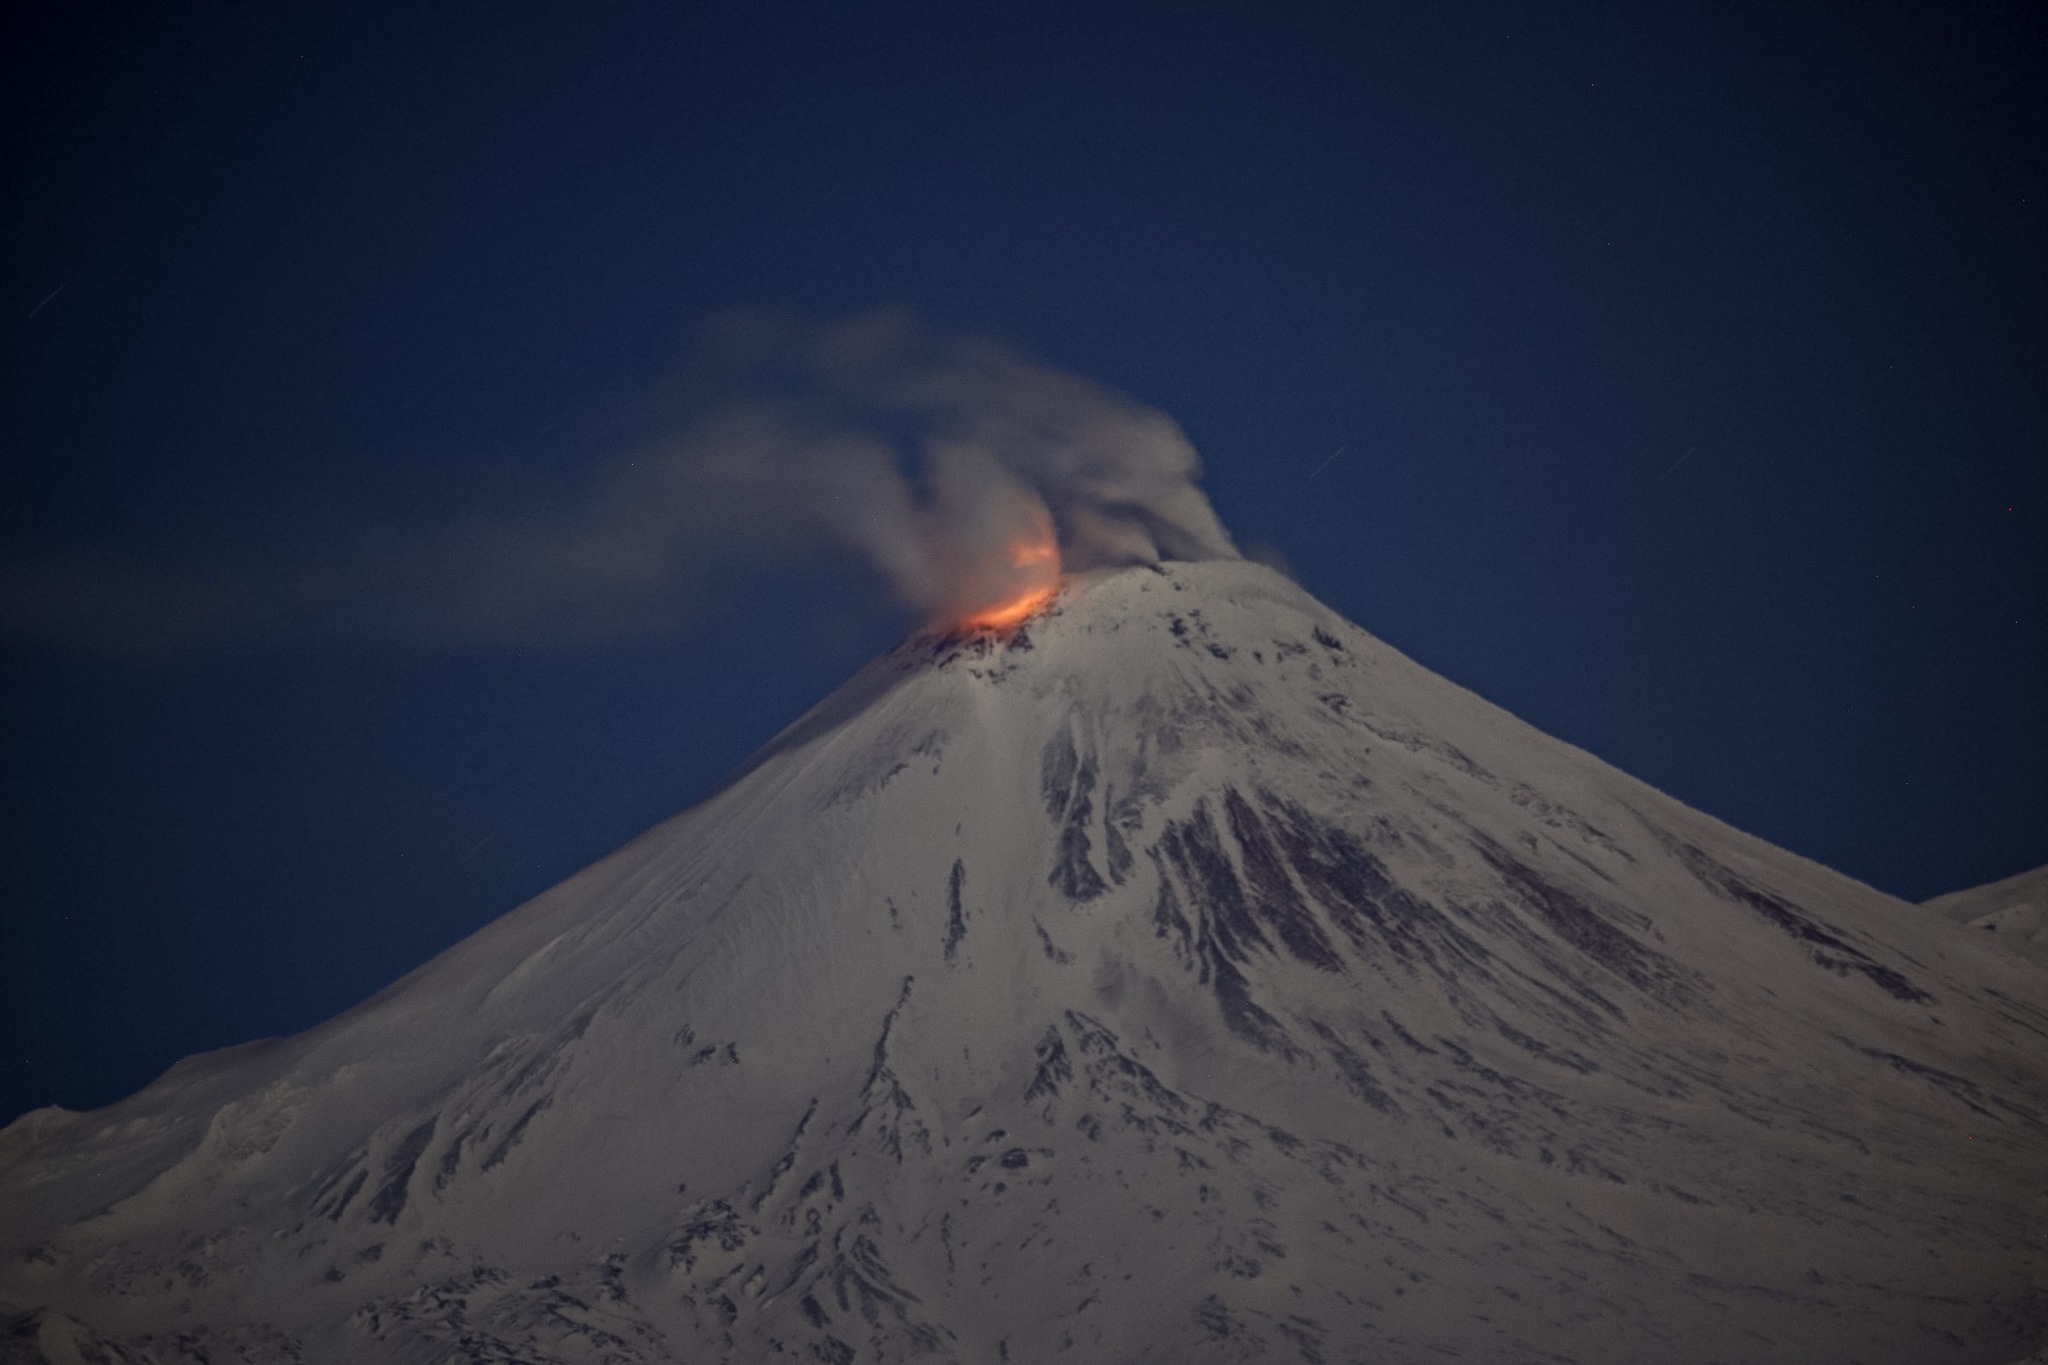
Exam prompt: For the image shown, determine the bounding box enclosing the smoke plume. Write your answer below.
[0,311,1240,654]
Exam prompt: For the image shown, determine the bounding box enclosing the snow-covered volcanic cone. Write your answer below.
[3,561,2044,1364]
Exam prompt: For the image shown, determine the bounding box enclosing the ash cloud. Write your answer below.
[0,311,1239,655]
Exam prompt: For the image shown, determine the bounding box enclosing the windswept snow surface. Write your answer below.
[3,561,2045,1364]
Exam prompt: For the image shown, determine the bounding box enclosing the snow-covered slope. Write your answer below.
[1927,864,2048,968]
[3,561,2045,1364]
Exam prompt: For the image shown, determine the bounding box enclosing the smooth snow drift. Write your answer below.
[2,561,2044,1364]
[1927,864,2048,968]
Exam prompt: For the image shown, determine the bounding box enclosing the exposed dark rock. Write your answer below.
[943,860,968,961]
[367,1119,437,1225]
[1663,836,1930,1003]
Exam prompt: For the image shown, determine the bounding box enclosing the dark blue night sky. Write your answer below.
[3,0,2043,1125]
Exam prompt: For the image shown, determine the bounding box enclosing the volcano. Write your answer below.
[3,561,2044,1364]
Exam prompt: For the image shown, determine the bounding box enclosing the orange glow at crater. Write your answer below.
[959,527,1062,631]
[962,580,1058,631]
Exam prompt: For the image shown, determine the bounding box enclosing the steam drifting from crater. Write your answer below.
[620,309,1238,632]
[0,311,1239,653]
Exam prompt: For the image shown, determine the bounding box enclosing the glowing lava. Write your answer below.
[959,530,1061,631]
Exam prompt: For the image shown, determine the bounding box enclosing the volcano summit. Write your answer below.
[3,561,2044,1364]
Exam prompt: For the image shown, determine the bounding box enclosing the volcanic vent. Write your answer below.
[3,561,2045,1364]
